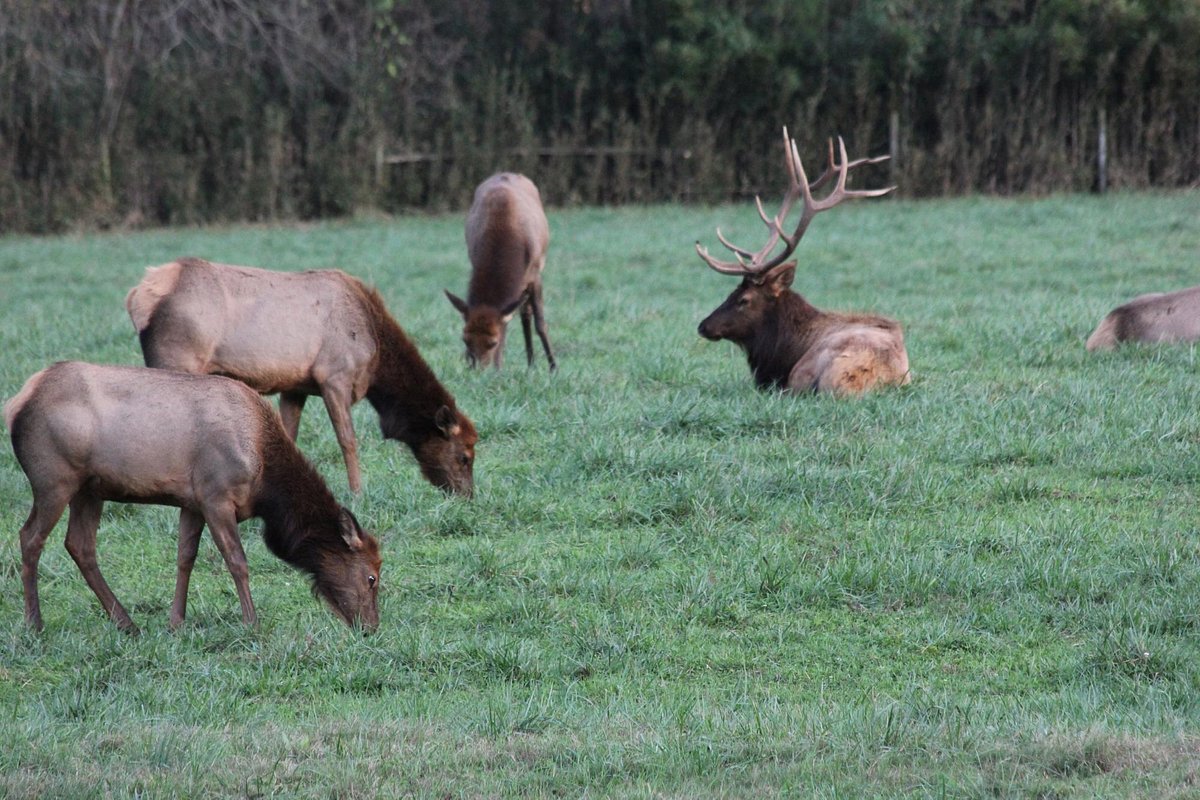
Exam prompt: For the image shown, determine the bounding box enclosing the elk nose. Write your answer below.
[698,319,717,340]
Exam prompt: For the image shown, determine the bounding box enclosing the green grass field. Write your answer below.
[1,191,1199,798]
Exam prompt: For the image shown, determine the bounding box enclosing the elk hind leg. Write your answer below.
[530,284,556,371]
[63,494,139,634]
[18,491,70,631]
[520,297,534,367]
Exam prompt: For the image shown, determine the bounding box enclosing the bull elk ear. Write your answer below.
[499,293,528,322]
[434,405,459,439]
[444,290,469,317]
[761,261,796,298]
[339,507,365,550]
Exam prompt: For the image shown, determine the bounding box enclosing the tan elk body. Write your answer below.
[4,361,381,633]
[126,258,477,495]
[696,131,909,396]
[445,172,556,369]
[1086,285,1200,351]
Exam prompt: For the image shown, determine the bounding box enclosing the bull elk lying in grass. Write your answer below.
[126,258,477,496]
[696,130,910,396]
[1086,285,1200,351]
[5,362,382,634]
[445,172,556,370]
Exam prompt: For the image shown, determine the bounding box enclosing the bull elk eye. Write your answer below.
[736,296,752,308]
[368,574,377,587]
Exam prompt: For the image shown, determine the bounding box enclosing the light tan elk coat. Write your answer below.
[5,361,382,634]
[1086,285,1200,351]
[126,258,477,495]
[445,172,556,370]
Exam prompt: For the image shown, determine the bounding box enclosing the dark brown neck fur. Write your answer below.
[744,291,825,390]
[252,417,352,580]
[358,287,457,448]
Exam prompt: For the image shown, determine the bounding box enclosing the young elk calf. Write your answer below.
[696,130,909,396]
[445,172,556,370]
[1086,285,1200,351]
[126,258,477,496]
[5,362,382,634]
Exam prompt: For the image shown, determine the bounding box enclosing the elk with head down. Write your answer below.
[5,361,382,634]
[1086,285,1200,351]
[445,172,556,370]
[126,258,477,496]
[695,130,910,396]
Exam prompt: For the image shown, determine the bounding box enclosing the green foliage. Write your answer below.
[1,1,1198,232]
[1,191,1199,795]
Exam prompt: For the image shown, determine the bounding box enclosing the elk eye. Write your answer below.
[736,296,751,308]
[459,453,471,466]
[368,574,376,587]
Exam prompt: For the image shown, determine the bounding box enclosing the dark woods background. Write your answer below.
[1,0,1197,233]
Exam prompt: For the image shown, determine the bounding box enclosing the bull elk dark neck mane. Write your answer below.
[744,293,823,389]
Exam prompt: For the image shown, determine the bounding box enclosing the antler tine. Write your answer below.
[695,241,756,275]
[809,138,892,192]
[695,128,893,278]
[715,228,758,260]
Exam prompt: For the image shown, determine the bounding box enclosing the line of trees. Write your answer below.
[1,0,1197,233]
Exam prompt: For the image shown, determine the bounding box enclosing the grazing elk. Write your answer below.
[4,361,382,633]
[126,258,477,496]
[695,130,910,396]
[1086,285,1200,351]
[445,172,556,370]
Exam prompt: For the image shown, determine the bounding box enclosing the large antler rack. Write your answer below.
[695,128,894,278]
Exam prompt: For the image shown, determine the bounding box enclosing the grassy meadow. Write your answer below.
[1,191,1199,797]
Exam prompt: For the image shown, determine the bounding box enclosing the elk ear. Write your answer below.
[434,405,460,438]
[498,293,527,322]
[761,261,796,297]
[444,290,469,317]
[339,507,365,550]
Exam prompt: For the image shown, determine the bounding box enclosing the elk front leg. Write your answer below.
[63,494,139,634]
[201,505,257,627]
[18,491,70,631]
[169,508,205,629]
[531,283,556,371]
[278,392,308,441]
[320,384,362,493]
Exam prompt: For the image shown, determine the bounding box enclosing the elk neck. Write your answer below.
[253,420,350,579]
[746,289,825,390]
[361,289,456,448]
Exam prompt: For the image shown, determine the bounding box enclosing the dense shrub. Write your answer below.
[1,0,1196,233]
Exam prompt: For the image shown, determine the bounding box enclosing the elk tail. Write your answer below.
[4,368,48,431]
[125,261,184,333]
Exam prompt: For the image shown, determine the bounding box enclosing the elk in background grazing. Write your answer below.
[4,362,382,634]
[695,130,910,396]
[1086,285,1200,351]
[126,258,477,496]
[445,172,556,370]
